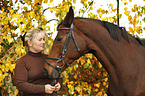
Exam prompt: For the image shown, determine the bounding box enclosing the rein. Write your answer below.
[45,23,82,95]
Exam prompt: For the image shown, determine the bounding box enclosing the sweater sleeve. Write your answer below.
[14,59,45,93]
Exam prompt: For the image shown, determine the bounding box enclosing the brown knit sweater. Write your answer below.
[14,51,60,96]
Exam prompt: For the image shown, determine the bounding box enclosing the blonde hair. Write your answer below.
[24,29,46,49]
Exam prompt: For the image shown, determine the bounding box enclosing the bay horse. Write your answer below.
[44,6,145,96]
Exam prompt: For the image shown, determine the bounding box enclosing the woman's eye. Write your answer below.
[56,37,63,41]
[39,38,45,41]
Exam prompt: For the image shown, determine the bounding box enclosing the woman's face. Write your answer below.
[29,33,45,53]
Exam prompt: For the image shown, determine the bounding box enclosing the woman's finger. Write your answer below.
[55,83,61,91]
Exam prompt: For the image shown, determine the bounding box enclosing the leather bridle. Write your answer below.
[45,23,82,79]
[44,22,82,96]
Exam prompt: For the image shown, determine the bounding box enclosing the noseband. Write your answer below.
[45,23,82,79]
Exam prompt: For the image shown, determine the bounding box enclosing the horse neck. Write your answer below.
[74,19,124,80]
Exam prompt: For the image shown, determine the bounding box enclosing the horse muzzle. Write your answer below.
[43,67,60,79]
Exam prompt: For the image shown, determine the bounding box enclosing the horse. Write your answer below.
[44,6,145,96]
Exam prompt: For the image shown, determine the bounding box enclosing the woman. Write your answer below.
[14,29,61,96]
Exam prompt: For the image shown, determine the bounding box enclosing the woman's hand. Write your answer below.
[45,84,55,94]
[54,82,61,91]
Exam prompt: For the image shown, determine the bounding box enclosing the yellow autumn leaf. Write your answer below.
[135,26,141,33]
[10,64,16,72]
[134,4,138,11]
[128,15,132,21]
[110,4,113,8]
[87,59,91,64]
[124,11,130,16]
[101,18,107,21]
[0,82,2,87]
[44,0,48,3]
[0,70,2,78]
[94,82,100,88]
[98,62,102,68]
[108,17,114,22]
[94,88,99,92]
[112,9,117,12]
[1,65,5,72]
[103,82,107,86]
[80,58,85,65]
[99,13,102,18]
[76,59,80,63]
[50,0,53,3]
[50,8,53,13]
[5,63,11,70]
[129,27,134,33]
[73,73,78,79]
[67,81,74,85]
[97,92,103,96]
[19,25,23,32]
[97,8,102,13]
[143,27,145,30]
[88,13,94,18]
[4,73,8,77]
[101,9,106,14]
[36,16,40,21]
[124,2,128,5]
[9,9,14,13]
[104,78,108,82]
[14,89,19,96]
[129,0,132,2]
[124,7,128,11]
[30,11,34,17]
[41,15,46,19]
[73,64,78,71]
[90,6,93,10]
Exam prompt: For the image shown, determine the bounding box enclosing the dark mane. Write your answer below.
[58,17,144,46]
[75,17,144,46]
[75,17,130,41]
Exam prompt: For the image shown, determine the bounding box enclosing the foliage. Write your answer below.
[0,0,144,96]
[58,54,108,96]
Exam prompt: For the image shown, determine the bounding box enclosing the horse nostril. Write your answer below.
[43,68,49,78]
[51,69,59,79]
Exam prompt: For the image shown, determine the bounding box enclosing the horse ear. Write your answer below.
[63,6,74,27]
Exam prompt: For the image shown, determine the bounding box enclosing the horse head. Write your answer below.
[44,7,87,79]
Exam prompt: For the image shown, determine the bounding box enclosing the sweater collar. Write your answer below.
[28,51,42,57]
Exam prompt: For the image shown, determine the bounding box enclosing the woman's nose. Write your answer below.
[41,39,45,43]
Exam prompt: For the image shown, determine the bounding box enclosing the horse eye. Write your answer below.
[56,37,63,41]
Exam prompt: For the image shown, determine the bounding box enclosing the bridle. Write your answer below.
[44,23,82,87]
[44,22,82,95]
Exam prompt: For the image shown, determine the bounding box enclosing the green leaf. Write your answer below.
[84,63,89,68]
[10,86,16,93]
[75,86,81,92]
[88,63,92,69]
[7,35,14,44]
[63,71,68,77]
[8,82,13,87]
[73,0,76,4]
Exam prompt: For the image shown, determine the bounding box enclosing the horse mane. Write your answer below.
[74,17,144,46]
